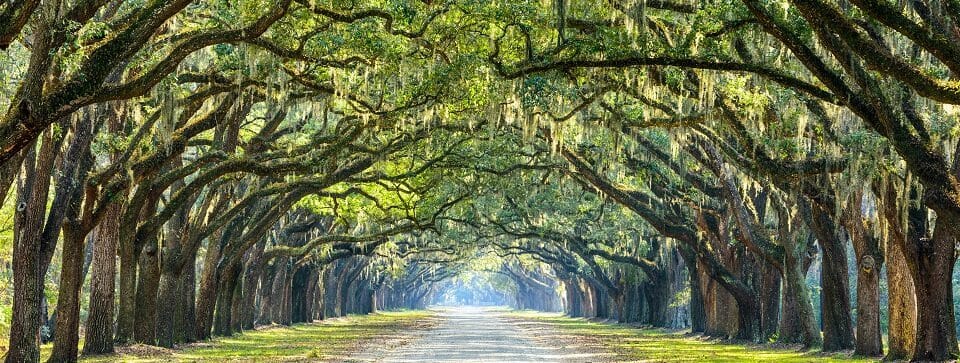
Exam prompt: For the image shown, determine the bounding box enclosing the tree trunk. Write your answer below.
[642,273,670,327]
[564,279,583,317]
[808,206,855,351]
[47,228,86,362]
[735,298,759,341]
[156,270,180,348]
[274,261,292,323]
[779,233,820,347]
[213,261,241,336]
[257,263,278,324]
[910,224,959,361]
[818,237,855,351]
[885,224,917,361]
[134,237,160,344]
[759,262,781,340]
[156,192,188,348]
[843,192,883,357]
[241,265,260,329]
[175,261,197,343]
[115,228,140,344]
[279,267,294,325]
[116,193,160,344]
[195,237,222,340]
[291,266,313,323]
[314,268,326,320]
[700,261,721,336]
[680,248,706,333]
[83,203,122,355]
[853,255,882,357]
[307,271,320,319]
[879,181,921,360]
[230,271,244,334]
[241,242,265,329]
[45,110,97,363]
[6,133,56,363]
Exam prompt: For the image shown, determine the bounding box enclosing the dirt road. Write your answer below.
[346,306,611,362]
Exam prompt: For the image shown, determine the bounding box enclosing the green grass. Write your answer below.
[505,310,879,363]
[41,310,434,362]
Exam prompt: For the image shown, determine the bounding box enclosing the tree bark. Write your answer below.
[564,279,584,317]
[842,192,883,357]
[116,194,159,344]
[759,262,781,340]
[161,250,198,345]
[195,234,223,340]
[279,265,294,325]
[880,181,958,360]
[46,107,97,363]
[156,269,181,348]
[807,205,855,351]
[885,220,917,361]
[230,269,244,333]
[291,266,314,323]
[134,236,161,344]
[241,242,266,329]
[47,227,86,362]
[680,247,706,333]
[853,254,882,357]
[7,132,56,363]
[114,224,139,344]
[258,262,279,324]
[910,223,959,361]
[175,262,197,343]
[778,232,820,347]
[641,272,670,326]
[213,260,242,336]
[156,202,185,348]
[83,202,122,355]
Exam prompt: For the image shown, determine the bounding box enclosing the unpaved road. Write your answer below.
[346,306,612,362]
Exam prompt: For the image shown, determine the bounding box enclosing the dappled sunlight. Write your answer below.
[68,311,436,362]
[506,311,876,363]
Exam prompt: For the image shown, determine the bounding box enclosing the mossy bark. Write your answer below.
[807,206,854,351]
[134,238,161,344]
[83,203,122,355]
[843,193,883,357]
[778,233,820,347]
[48,226,85,363]
[885,225,916,361]
[6,132,57,363]
[910,224,959,361]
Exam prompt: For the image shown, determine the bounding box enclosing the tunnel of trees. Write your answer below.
[2,0,960,361]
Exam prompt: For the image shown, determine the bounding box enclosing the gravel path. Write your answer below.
[346,306,611,362]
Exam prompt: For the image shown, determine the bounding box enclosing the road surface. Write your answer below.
[347,306,611,362]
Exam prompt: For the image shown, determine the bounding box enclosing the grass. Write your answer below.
[39,310,435,362]
[505,310,879,363]
[26,308,884,362]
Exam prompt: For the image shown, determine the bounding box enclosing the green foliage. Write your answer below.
[2,0,959,358]
[0,187,15,344]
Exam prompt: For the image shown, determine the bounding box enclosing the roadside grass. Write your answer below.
[505,310,879,363]
[41,310,434,362]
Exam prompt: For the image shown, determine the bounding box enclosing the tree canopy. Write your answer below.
[2,0,960,362]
